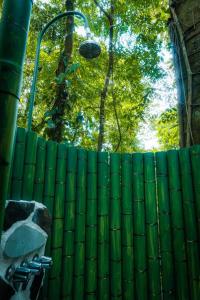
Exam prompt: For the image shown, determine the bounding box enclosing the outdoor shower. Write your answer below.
[27,10,101,131]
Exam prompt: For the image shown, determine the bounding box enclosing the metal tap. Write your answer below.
[33,256,53,269]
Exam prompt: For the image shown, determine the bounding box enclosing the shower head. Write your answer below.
[79,39,101,59]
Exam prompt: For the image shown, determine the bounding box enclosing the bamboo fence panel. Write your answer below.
[4,128,200,300]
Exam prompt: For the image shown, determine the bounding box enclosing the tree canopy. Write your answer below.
[16,0,176,152]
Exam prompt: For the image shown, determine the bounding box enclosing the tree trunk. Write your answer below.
[169,0,200,147]
[94,0,114,152]
[46,0,75,142]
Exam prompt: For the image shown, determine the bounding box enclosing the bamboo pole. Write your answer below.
[167,150,189,300]
[42,140,57,299]
[144,153,161,299]
[0,0,33,237]
[155,152,175,299]
[62,146,77,300]
[190,145,200,240]
[133,153,148,299]
[179,148,200,299]
[34,137,46,203]
[22,131,38,200]
[110,153,122,300]
[98,152,110,300]
[48,144,67,300]
[121,154,134,300]
[74,149,87,300]
[85,151,97,299]
[11,128,26,200]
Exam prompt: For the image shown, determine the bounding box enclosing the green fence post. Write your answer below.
[179,148,200,300]
[110,153,122,300]
[134,153,148,300]
[34,137,46,202]
[62,147,77,300]
[98,152,110,300]
[0,0,33,237]
[144,153,161,300]
[74,149,87,300]
[155,152,175,300]
[122,154,134,300]
[85,151,97,300]
[167,150,189,300]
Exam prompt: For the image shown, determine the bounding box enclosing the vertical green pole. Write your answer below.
[42,140,57,299]
[62,147,77,300]
[110,153,122,300]
[133,153,148,300]
[74,149,87,300]
[190,145,200,239]
[22,131,38,200]
[34,137,46,203]
[11,128,26,200]
[167,150,189,300]
[179,148,200,299]
[98,152,110,300]
[0,0,33,237]
[144,153,161,300]
[121,154,134,300]
[48,144,67,300]
[85,151,97,300]
[155,152,175,299]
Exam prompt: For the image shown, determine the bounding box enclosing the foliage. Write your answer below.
[153,107,179,150]
[18,0,169,152]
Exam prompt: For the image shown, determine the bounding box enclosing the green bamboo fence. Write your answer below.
[4,128,200,299]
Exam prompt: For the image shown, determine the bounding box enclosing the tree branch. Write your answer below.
[93,0,111,21]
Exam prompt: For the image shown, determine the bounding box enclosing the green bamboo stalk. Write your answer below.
[98,152,110,300]
[121,154,134,300]
[22,131,37,200]
[42,140,57,300]
[62,147,77,300]
[47,278,61,300]
[11,128,26,200]
[156,152,175,299]
[144,153,161,300]
[0,0,33,238]
[74,149,87,300]
[85,151,97,299]
[110,153,122,299]
[133,153,148,299]
[33,137,46,203]
[167,150,189,300]
[190,145,200,239]
[179,148,200,300]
